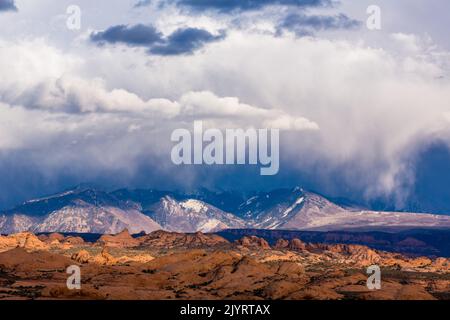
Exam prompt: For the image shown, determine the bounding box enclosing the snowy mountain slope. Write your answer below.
[238,187,450,231]
[0,214,38,234]
[146,196,246,233]
[236,187,316,227]
[5,187,138,217]
[31,201,161,234]
[0,188,161,234]
[294,209,450,231]
[2,186,450,234]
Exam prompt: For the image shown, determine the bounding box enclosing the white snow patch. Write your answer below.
[281,197,304,218]
[245,196,258,205]
[25,190,75,204]
[180,199,209,213]
[198,219,223,232]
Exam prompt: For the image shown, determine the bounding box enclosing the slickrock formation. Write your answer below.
[137,230,229,248]
[0,232,48,252]
[37,233,74,249]
[235,236,271,250]
[0,247,73,271]
[71,247,154,265]
[37,234,49,242]
[71,247,116,265]
[0,231,450,300]
[71,249,92,264]
[97,229,140,248]
[274,239,290,249]
[323,244,382,266]
[91,248,117,265]
[274,238,307,251]
[47,233,66,242]
[116,253,154,264]
[63,236,85,245]
[289,238,307,251]
[0,235,18,252]
[433,258,450,268]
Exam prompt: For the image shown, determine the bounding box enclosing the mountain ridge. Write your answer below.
[2,186,450,234]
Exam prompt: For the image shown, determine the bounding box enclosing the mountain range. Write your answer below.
[1,186,450,234]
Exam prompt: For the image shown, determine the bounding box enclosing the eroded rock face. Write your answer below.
[289,238,307,251]
[0,232,48,252]
[97,229,140,248]
[71,249,91,264]
[235,236,271,250]
[0,235,17,252]
[71,247,154,266]
[90,247,117,265]
[38,233,69,249]
[63,236,85,245]
[274,239,290,249]
[327,244,382,266]
[273,238,307,251]
[137,230,230,249]
[47,233,66,242]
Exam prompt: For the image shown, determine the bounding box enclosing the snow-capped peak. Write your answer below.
[180,199,209,213]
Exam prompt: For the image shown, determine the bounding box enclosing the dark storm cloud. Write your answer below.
[173,0,332,13]
[134,0,152,8]
[150,28,226,56]
[0,0,17,12]
[91,25,225,55]
[90,24,163,46]
[278,13,361,36]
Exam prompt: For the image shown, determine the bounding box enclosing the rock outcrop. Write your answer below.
[63,236,85,245]
[71,247,153,265]
[235,236,271,250]
[138,230,229,249]
[96,229,140,248]
[0,232,48,252]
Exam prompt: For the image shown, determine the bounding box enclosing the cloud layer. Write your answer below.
[0,1,450,211]
[173,0,332,13]
[0,0,16,12]
[278,13,361,36]
[91,24,225,55]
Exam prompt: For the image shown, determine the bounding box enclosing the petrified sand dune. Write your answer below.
[71,247,154,266]
[235,236,271,250]
[0,247,73,271]
[63,236,85,245]
[0,230,449,300]
[0,232,48,252]
[137,230,229,248]
[97,229,140,248]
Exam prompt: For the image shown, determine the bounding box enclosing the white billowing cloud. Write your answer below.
[390,33,423,53]
[264,114,319,131]
[1,27,450,206]
[0,39,179,116]
[0,38,318,129]
[178,91,319,130]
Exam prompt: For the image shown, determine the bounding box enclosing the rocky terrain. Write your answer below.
[218,228,450,257]
[0,230,450,300]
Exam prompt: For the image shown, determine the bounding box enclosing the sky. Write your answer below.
[0,0,450,211]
